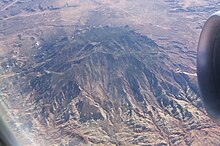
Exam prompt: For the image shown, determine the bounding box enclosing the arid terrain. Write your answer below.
[1,0,220,146]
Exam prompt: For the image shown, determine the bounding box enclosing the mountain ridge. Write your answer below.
[1,26,219,145]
